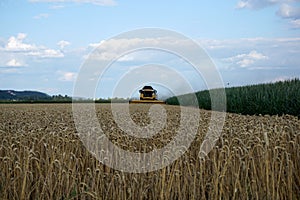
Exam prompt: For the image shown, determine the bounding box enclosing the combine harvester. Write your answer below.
[129,86,165,104]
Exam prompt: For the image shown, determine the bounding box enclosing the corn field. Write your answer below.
[166,78,300,117]
[0,104,299,199]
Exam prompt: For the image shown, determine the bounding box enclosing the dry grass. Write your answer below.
[0,104,299,199]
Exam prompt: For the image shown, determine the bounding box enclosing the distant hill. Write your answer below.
[0,90,51,101]
[0,90,127,103]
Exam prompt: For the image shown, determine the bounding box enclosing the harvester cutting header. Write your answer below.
[129,85,165,104]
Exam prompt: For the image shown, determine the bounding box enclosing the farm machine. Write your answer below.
[129,85,165,104]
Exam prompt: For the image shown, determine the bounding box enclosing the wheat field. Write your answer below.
[0,104,299,199]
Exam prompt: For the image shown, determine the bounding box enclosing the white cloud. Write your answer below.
[277,3,300,18]
[6,59,25,67]
[236,0,300,28]
[6,33,36,51]
[200,37,300,51]
[223,50,269,68]
[28,0,117,6]
[84,36,300,72]
[58,71,77,81]
[290,19,300,28]
[86,37,192,61]
[236,0,281,9]
[57,40,71,49]
[49,5,65,9]
[277,4,300,28]
[0,68,19,74]
[199,39,247,50]
[247,50,269,60]
[2,33,64,58]
[87,38,152,60]
[200,37,300,71]
[88,40,105,48]
[237,59,255,67]
[236,1,249,9]
[27,49,64,58]
[33,13,49,19]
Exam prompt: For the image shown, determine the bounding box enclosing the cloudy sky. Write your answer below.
[0,0,299,98]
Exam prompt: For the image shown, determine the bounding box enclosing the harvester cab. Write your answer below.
[139,85,157,100]
[129,85,165,104]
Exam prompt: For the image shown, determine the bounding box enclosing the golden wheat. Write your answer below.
[0,104,299,199]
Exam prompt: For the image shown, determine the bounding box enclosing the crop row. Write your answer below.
[0,104,299,199]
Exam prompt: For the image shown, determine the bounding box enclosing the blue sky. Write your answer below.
[0,0,300,98]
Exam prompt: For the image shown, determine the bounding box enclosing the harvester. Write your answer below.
[129,86,165,104]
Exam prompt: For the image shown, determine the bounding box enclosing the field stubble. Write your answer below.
[0,104,299,199]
